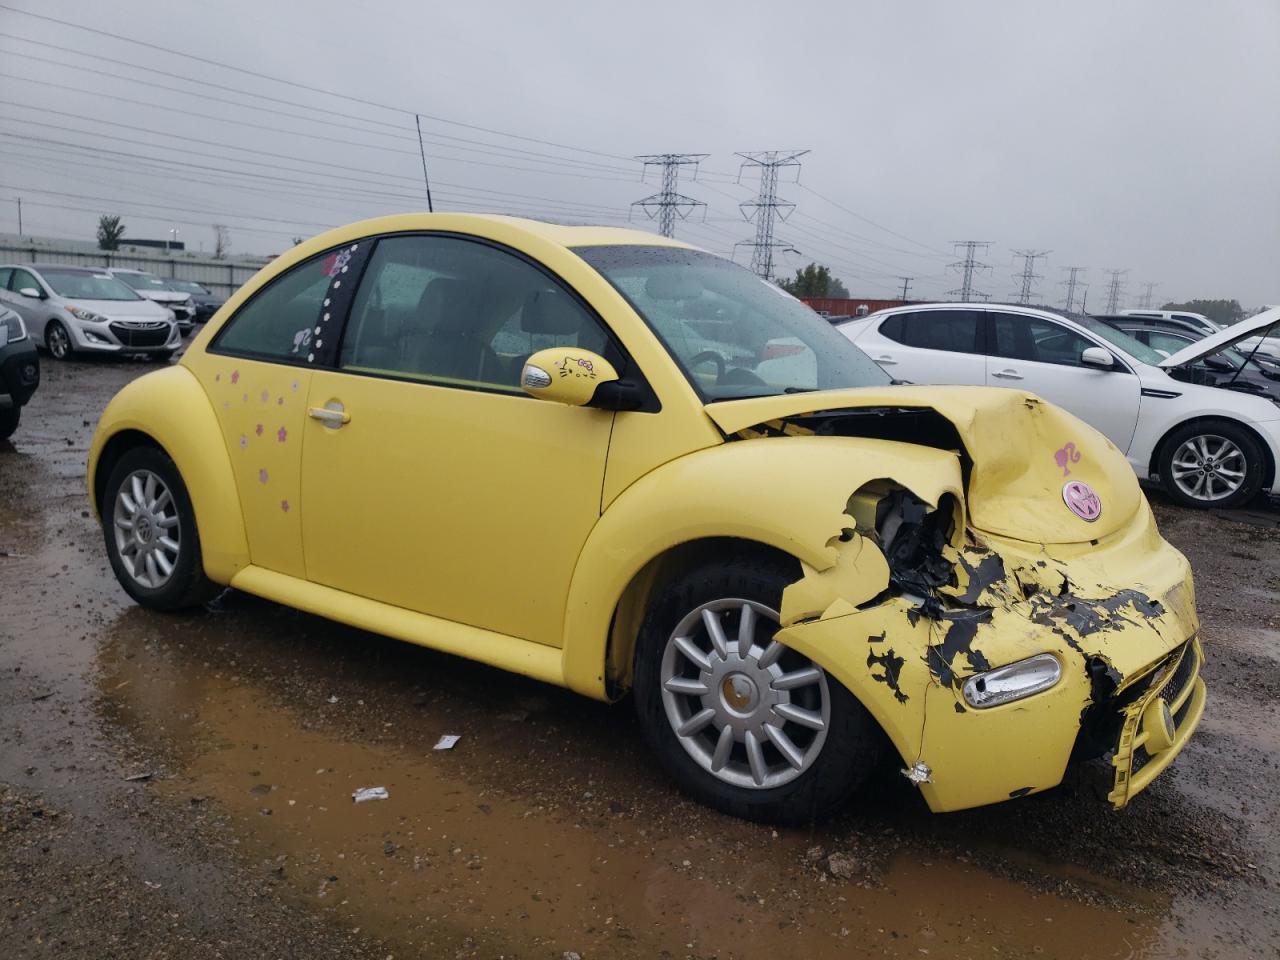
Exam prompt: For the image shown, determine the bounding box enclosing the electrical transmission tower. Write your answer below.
[1060,266,1087,314]
[1010,249,1050,305]
[1103,269,1129,314]
[948,241,992,302]
[897,276,913,300]
[734,150,809,279]
[1136,281,1159,310]
[631,153,709,238]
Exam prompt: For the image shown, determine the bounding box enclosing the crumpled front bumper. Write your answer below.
[775,500,1204,813]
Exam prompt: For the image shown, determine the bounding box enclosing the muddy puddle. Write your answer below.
[90,602,1177,960]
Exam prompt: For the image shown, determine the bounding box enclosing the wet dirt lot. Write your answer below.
[2,356,1278,959]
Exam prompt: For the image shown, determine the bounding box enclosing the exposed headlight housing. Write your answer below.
[962,653,1062,709]
[0,310,27,343]
[66,305,106,323]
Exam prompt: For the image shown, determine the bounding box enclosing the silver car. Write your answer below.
[104,268,197,333]
[0,264,181,361]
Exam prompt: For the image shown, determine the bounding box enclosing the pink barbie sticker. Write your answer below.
[1054,442,1081,477]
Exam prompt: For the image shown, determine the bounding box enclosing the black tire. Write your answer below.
[45,319,73,360]
[101,446,220,610]
[1158,419,1265,509]
[0,405,18,440]
[633,549,881,824]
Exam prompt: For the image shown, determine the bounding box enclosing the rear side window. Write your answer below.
[212,253,337,362]
[880,310,981,353]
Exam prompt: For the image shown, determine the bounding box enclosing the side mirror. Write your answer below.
[521,348,618,407]
[1201,354,1233,372]
[1080,346,1115,369]
[18,286,43,299]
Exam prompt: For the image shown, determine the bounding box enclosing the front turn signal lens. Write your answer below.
[962,653,1062,709]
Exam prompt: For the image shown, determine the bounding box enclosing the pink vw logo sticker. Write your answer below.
[1062,480,1102,521]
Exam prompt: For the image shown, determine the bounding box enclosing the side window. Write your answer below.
[12,269,39,294]
[0,268,12,291]
[1146,331,1193,357]
[340,235,611,391]
[991,313,1095,366]
[883,310,981,353]
[213,253,333,361]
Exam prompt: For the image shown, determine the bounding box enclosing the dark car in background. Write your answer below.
[1095,315,1280,403]
[0,304,40,440]
[167,279,225,323]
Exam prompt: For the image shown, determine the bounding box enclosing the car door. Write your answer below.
[4,268,50,337]
[852,309,986,384]
[300,233,618,649]
[984,311,1141,450]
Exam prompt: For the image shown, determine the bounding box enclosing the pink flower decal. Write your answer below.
[277,426,288,443]
[230,370,240,384]
[238,434,248,450]
[258,468,269,484]
[255,423,264,436]
[280,499,290,513]
[260,389,270,403]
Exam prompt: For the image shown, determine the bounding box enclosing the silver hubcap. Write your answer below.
[1170,434,1246,502]
[112,469,181,588]
[660,598,830,790]
[48,324,69,358]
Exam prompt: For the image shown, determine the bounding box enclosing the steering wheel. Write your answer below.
[688,350,726,379]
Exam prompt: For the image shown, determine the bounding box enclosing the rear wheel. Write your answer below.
[1159,419,1264,509]
[45,320,72,360]
[101,446,219,610]
[0,406,18,440]
[633,550,881,824]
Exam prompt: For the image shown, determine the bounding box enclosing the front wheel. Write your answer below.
[45,320,73,360]
[633,551,881,824]
[101,446,220,610]
[1159,420,1265,509]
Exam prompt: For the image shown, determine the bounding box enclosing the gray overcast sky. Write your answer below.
[1,0,1277,306]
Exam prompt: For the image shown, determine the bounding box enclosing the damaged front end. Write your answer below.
[718,388,1205,813]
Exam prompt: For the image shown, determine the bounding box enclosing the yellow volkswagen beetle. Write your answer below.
[88,214,1205,822]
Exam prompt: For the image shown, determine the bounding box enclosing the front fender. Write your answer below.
[559,435,964,699]
[88,366,248,583]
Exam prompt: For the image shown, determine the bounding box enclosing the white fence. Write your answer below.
[0,238,270,299]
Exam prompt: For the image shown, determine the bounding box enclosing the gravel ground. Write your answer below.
[1,354,1277,959]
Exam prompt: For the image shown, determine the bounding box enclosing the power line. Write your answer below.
[631,154,708,239]
[1103,268,1129,313]
[1060,266,1087,313]
[948,241,992,302]
[1136,281,1159,310]
[734,151,808,280]
[0,6,639,164]
[795,183,951,256]
[1010,249,1050,305]
[897,277,913,300]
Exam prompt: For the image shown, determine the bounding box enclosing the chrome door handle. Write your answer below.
[875,355,898,365]
[308,403,350,427]
[991,369,1024,380]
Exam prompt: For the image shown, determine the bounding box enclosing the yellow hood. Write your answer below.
[704,385,1142,545]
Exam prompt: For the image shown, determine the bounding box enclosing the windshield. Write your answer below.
[116,272,170,291]
[574,245,891,400]
[42,269,142,301]
[170,279,210,295]
[1077,316,1165,365]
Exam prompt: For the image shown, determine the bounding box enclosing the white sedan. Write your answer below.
[839,303,1280,509]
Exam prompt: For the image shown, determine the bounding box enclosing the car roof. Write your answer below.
[869,301,1076,324]
[9,263,106,273]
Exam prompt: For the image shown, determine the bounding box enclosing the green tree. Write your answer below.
[96,214,125,251]
[1159,299,1245,326]
[778,262,850,298]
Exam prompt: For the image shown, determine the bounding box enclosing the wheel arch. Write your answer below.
[88,365,249,583]
[1148,415,1276,492]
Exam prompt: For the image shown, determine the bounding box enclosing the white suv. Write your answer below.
[840,302,1280,509]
